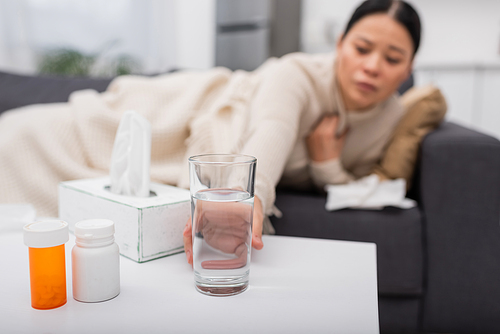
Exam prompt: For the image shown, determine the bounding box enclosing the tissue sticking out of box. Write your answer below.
[110,110,151,197]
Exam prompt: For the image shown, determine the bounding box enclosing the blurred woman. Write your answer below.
[0,1,445,264]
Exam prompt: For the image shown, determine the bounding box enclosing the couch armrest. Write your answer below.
[419,121,500,333]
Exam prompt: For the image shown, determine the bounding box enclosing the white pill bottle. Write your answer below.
[72,219,120,302]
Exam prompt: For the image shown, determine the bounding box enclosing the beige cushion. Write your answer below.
[372,85,447,188]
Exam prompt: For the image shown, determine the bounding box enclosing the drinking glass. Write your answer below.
[189,154,256,296]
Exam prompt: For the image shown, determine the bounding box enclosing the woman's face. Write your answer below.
[336,13,414,111]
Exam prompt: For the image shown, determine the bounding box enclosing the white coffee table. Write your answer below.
[0,231,379,333]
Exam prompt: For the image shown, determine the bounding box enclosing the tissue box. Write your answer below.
[59,177,190,263]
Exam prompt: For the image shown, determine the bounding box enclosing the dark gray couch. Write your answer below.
[272,122,500,333]
[1,71,499,333]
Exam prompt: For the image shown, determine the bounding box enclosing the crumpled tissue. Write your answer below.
[110,110,151,197]
[325,174,416,211]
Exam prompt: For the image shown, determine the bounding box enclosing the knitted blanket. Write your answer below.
[0,68,259,217]
[1,52,441,219]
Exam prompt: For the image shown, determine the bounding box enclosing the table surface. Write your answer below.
[0,231,379,334]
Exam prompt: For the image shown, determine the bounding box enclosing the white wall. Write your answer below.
[411,1,500,139]
[413,0,500,66]
[0,0,216,75]
[174,0,216,70]
[0,1,37,74]
[300,0,357,54]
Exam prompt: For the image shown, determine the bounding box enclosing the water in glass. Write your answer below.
[191,188,254,296]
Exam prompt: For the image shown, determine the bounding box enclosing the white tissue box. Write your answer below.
[58,177,190,263]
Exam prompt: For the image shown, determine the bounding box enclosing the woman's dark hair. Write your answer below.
[342,0,421,55]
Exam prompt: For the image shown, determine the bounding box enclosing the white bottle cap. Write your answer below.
[75,219,115,240]
[23,220,69,248]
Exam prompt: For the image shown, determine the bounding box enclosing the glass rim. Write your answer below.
[188,154,256,165]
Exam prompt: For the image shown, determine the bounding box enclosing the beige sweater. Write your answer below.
[236,52,404,214]
[0,52,404,218]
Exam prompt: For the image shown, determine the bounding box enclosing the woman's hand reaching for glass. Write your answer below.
[183,195,264,268]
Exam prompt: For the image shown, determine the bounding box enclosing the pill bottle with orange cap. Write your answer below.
[23,220,69,310]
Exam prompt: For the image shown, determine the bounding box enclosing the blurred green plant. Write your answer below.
[38,47,139,78]
[111,55,137,76]
[38,49,95,76]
